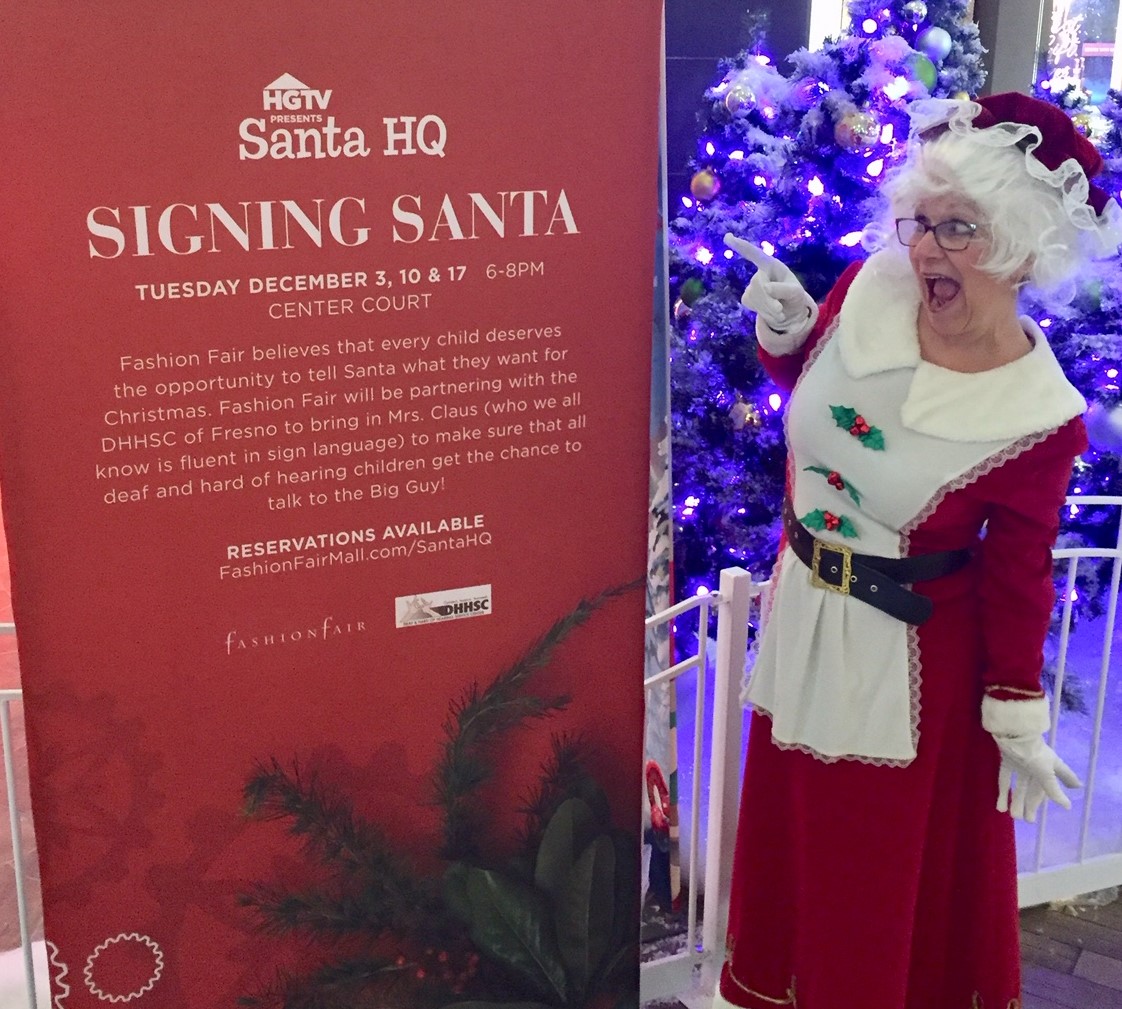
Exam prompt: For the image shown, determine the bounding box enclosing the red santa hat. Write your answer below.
[907,91,1121,254]
[972,91,1109,215]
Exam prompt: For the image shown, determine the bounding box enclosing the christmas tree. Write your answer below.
[1024,80,1122,617]
[668,0,1122,617]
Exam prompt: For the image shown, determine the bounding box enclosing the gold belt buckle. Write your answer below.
[810,540,853,594]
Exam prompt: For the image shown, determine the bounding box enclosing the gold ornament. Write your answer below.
[953,91,970,100]
[690,169,721,200]
[1073,112,1092,136]
[730,399,761,430]
[834,110,880,150]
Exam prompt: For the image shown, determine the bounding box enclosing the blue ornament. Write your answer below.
[916,25,953,62]
[1085,401,1122,453]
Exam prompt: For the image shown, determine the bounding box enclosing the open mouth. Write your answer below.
[925,275,961,312]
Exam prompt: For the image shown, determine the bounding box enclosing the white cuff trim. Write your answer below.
[982,695,1050,737]
[756,298,819,356]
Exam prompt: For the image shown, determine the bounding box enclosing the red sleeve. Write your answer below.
[758,260,864,392]
[972,417,1088,700]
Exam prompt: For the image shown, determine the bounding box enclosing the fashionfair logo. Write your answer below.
[223,614,369,655]
[240,73,371,161]
[396,585,492,629]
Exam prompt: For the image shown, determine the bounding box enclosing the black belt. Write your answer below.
[781,497,972,625]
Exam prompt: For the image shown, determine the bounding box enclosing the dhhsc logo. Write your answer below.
[239,73,371,161]
[396,585,492,628]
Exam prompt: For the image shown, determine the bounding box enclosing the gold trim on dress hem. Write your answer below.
[726,964,797,1006]
[983,685,1045,698]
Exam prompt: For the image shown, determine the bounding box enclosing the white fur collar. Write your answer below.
[836,250,1086,443]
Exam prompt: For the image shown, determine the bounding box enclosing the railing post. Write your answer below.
[699,567,753,994]
[1,697,36,1009]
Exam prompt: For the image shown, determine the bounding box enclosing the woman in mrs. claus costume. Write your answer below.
[716,93,1122,1009]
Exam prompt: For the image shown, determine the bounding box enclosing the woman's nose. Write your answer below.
[914,226,945,257]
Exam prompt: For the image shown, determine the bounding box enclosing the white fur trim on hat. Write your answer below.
[982,695,1051,737]
[907,97,1122,258]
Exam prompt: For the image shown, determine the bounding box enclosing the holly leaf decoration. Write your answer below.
[862,428,886,451]
[801,510,859,539]
[800,510,828,531]
[830,405,885,451]
[803,466,863,507]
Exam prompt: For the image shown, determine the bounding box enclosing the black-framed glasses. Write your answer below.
[895,217,980,252]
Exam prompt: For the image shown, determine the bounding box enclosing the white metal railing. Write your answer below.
[0,689,35,1009]
[640,568,758,1004]
[1018,495,1122,906]
[0,619,39,1009]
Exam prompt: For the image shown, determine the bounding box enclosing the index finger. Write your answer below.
[723,234,782,277]
[1055,758,1082,790]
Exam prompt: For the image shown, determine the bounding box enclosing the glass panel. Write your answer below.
[1043,0,1122,101]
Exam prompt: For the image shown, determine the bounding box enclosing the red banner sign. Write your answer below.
[0,5,661,1006]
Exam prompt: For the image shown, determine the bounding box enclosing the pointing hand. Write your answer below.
[724,234,817,339]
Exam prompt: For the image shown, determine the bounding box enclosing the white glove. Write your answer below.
[723,234,818,353]
[992,733,1081,822]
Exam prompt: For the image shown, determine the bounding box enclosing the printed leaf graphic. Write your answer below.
[609,828,640,951]
[830,405,857,429]
[837,517,859,539]
[443,862,473,923]
[554,835,616,996]
[465,868,568,1004]
[534,798,598,895]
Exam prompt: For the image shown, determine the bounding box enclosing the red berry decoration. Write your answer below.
[827,470,844,489]
[824,512,841,530]
[848,414,871,437]
[831,405,884,450]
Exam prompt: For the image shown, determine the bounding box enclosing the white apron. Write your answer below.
[745,250,1085,764]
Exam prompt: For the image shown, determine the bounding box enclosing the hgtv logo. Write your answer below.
[239,73,370,161]
[396,585,492,629]
[262,73,332,111]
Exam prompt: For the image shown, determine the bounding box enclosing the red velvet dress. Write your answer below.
[716,262,1087,1009]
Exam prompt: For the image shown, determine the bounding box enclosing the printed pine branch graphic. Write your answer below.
[239,583,641,1009]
